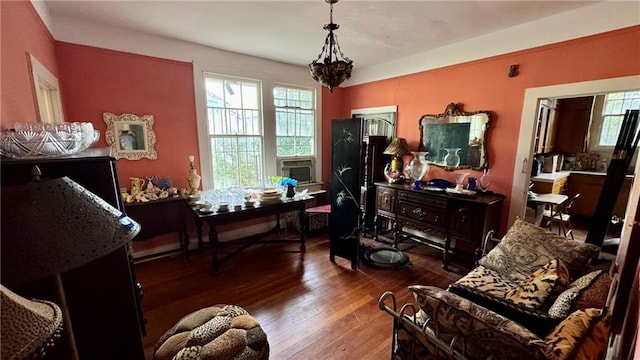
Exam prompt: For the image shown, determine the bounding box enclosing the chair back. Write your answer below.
[562,193,580,213]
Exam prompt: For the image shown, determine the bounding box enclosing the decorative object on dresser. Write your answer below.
[419,103,492,171]
[405,151,429,190]
[0,148,147,359]
[103,112,157,160]
[374,182,504,270]
[383,137,412,183]
[330,118,363,269]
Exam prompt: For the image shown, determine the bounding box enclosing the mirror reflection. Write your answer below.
[419,103,491,170]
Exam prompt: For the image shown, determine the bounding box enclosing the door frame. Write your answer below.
[508,75,640,227]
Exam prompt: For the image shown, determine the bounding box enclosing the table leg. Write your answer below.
[179,231,190,264]
[209,226,219,276]
[299,206,306,252]
[275,213,281,233]
[196,218,203,250]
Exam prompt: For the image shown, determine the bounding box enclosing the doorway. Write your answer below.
[508,75,640,227]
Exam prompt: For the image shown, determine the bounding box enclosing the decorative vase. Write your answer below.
[187,169,201,195]
[443,148,461,167]
[405,151,429,190]
[467,176,477,191]
[286,183,296,198]
[479,168,491,192]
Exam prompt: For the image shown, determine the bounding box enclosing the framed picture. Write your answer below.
[103,112,157,160]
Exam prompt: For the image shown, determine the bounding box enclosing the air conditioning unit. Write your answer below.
[279,158,314,183]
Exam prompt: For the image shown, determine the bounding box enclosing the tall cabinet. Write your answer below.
[1,148,146,360]
[360,135,389,236]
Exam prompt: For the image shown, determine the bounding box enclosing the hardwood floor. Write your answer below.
[134,231,462,360]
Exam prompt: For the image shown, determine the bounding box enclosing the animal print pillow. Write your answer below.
[479,218,599,282]
[506,259,570,310]
[544,308,603,360]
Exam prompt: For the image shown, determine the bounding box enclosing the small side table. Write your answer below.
[125,197,190,262]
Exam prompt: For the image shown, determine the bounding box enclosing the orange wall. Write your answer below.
[55,42,199,191]
[1,0,59,127]
[323,25,640,229]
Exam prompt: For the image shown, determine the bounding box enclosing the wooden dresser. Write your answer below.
[1,148,146,359]
[374,182,505,270]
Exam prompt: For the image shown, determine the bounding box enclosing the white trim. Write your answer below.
[508,75,640,228]
[350,105,397,116]
[29,53,64,124]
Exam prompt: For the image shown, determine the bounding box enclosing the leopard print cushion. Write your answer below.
[505,259,570,310]
[452,265,515,297]
[544,308,602,360]
[479,219,599,282]
[153,304,269,360]
[409,285,549,360]
[548,270,604,317]
[572,272,612,311]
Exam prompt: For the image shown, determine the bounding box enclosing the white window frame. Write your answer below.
[29,53,64,124]
[203,73,264,189]
[273,84,316,158]
[597,91,640,148]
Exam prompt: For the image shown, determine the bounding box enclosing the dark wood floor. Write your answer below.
[134,231,462,360]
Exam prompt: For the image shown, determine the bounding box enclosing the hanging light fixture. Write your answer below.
[309,0,353,92]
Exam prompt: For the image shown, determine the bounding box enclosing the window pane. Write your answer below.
[273,85,316,157]
[205,74,263,187]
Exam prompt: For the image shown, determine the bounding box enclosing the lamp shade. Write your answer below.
[0,177,140,287]
[1,284,63,359]
[383,138,412,157]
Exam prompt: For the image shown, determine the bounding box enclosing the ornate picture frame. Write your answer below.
[103,112,157,160]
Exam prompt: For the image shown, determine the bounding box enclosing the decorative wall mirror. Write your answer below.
[103,112,157,160]
[418,103,491,170]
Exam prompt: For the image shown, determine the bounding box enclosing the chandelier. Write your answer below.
[308,0,353,92]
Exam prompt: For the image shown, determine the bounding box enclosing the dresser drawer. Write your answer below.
[398,190,447,209]
[398,200,448,228]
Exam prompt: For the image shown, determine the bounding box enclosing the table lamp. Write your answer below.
[383,137,412,172]
[0,176,141,359]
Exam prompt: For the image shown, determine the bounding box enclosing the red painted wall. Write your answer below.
[55,42,199,191]
[322,25,640,228]
[1,0,59,128]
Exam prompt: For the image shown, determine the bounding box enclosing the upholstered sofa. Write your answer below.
[379,219,612,360]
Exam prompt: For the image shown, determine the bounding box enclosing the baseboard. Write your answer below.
[132,220,279,261]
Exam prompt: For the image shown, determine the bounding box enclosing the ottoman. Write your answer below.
[153,304,269,360]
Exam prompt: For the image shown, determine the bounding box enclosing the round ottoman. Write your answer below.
[153,304,269,360]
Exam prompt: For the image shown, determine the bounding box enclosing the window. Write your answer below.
[274,85,315,157]
[599,91,640,146]
[205,74,263,188]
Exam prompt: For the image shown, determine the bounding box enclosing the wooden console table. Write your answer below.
[124,197,190,262]
[374,182,505,270]
[191,197,312,275]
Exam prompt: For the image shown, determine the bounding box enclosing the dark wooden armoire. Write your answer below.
[1,148,146,360]
[360,135,389,236]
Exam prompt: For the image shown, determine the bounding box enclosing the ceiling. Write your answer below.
[40,0,602,70]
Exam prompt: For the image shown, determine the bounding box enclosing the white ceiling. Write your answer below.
[39,0,604,70]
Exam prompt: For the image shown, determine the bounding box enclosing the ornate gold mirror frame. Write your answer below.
[103,112,157,160]
[418,103,491,171]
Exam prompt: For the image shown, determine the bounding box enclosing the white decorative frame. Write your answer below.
[103,112,157,160]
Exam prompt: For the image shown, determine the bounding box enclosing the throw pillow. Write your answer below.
[544,308,602,360]
[572,272,612,311]
[452,265,515,298]
[479,218,599,282]
[548,270,604,318]
[409,285,549,360]
[573,311,610,360]
[506,259,570,310]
